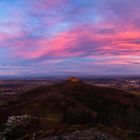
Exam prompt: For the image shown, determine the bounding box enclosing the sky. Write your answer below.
[0,0,140,77]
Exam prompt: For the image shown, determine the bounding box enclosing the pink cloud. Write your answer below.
[29,0,68,15]
[14,25,140,60]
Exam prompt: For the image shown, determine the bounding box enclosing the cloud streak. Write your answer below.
[0,0,140,76]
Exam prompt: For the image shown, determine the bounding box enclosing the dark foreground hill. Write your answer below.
[0,77,140,139]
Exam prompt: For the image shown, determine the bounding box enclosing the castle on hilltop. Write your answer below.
[68,77,80,82]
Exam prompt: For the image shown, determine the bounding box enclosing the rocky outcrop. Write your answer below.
[40,128,120,140]
[0,115,38,139]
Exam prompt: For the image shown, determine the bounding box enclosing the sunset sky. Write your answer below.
[0,0,140,77]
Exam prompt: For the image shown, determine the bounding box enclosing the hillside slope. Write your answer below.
[0,77,140,139]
